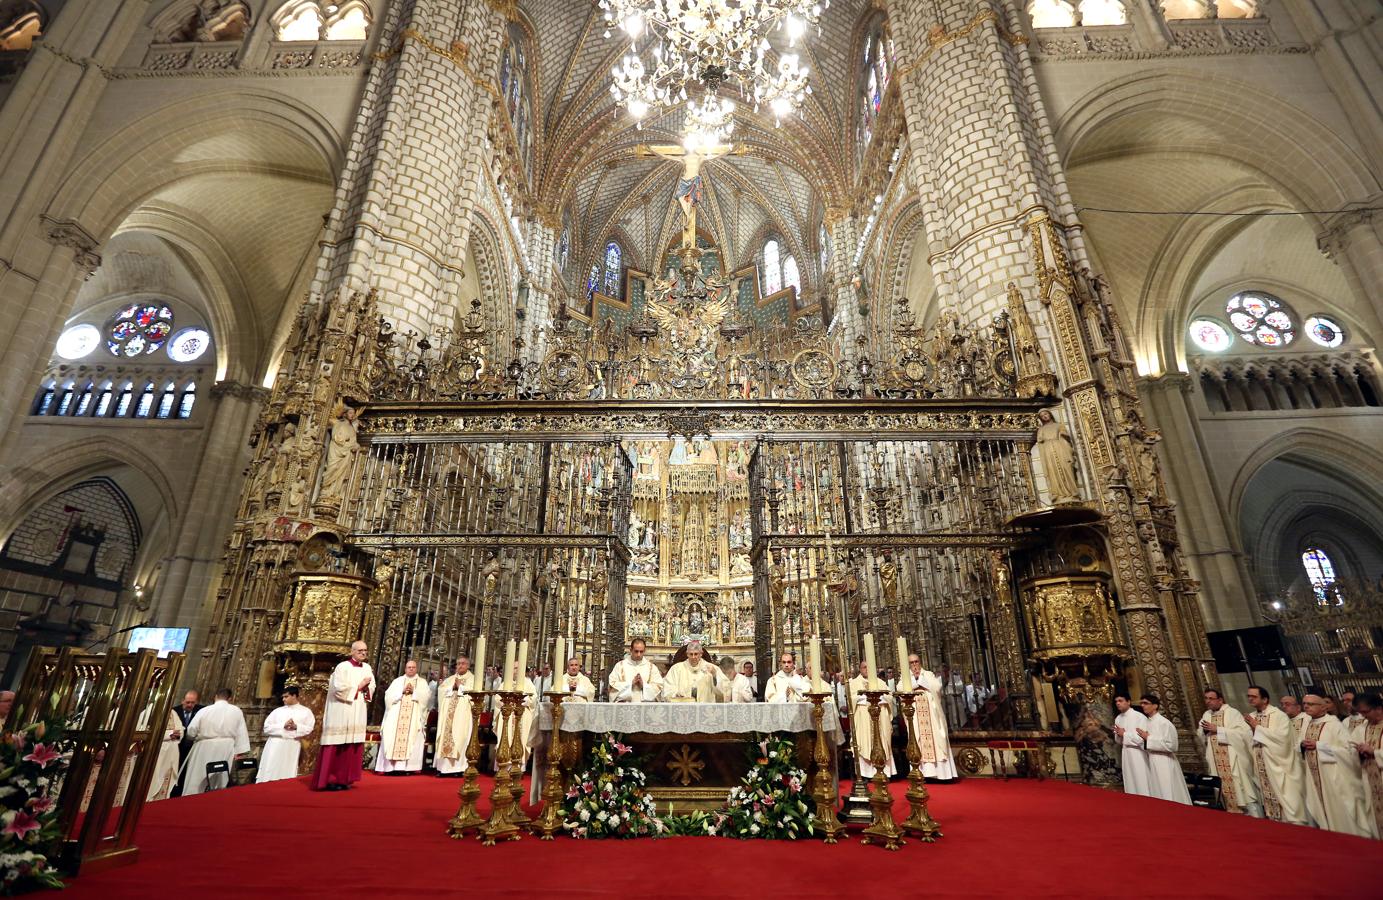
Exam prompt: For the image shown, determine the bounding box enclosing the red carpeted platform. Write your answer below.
[61,774,1381,900]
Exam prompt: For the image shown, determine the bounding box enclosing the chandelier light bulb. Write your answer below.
[785,15,805,42]
[629,97,650,118]
[622,12,644,37]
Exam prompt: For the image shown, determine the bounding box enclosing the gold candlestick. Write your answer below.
[532,692,569,839]
[894,690,942,841]
[859,689,904,850]
[448,690,492,837]
[805,691,846,843]
[841,690,874,825]
[506,691,532,826]
[479,692,521,845]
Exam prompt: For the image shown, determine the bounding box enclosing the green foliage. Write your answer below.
[560,733,664,838]
[714,733,815,840]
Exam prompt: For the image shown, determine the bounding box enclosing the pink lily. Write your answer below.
[2,810,41,840]
[22,743,60,769]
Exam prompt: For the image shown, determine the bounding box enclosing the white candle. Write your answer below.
[552,637,565,690]
[896,636,913,692]
[516,640,529,689]
[864,633,879,690]
[809,636,824,693]
[502,639,516,691]
[472,635,486,691]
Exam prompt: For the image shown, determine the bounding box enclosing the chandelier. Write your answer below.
[603,0,827,126]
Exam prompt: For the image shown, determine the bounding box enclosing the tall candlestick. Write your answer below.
[809,636,824,693]
[552,637,565,684]
[516,640,529,689]
[502,639,516,691]
[896,636,913,692]
[473,635,487,690]
[864,633,879,690]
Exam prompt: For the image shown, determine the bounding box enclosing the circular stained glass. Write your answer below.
[1225,291,1295,347]
[1188,318,1233,352]
[1304,315,1345,349]
[106,303,173,357]
[55,323,101,360]
[167,327,210,362]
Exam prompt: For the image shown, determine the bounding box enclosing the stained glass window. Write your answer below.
[1188,318,1232,352]
[135,383,155,418]
[74,383,93,416]
[94,384,113,417]
[168,327,210,362]
[178,382,197,419]
[55,324,100,360]
[867,67,881,115]
[1301,547,1336,599]
[1304,315,1345,349]
[156,382,177,419]
[557,225,570,273]
[588,263,600,295]
[114,383,133,417]
[762,240,782,295]
[820,223,830,274]
[858,20,891,157]
[1225,291,1295,347]
[107,303,173,357]
[783,255,801,295]
[603,241,622,296]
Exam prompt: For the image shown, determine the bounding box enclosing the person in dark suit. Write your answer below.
[172,689,204,797]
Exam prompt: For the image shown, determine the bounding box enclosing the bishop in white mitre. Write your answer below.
[493,665,539,773]
[1243,686,1308,825]
[664,641,730,702]
[145,706,183,801]
[181,688,250,796]
[435,656,475,776]
[1196,688,1262,816]
[1300,694,1375,837]
[608,638,663,703]
[257,686,315,783]
[1112,693,1151,797]
[312,641,375,791]
[848,662,895,778]
[559,657,597,702]
[764,652,810,704]
[905,654,959,781]
[1137,694,1191,804]
[376,659,431,774]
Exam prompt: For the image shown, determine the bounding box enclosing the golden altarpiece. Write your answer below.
[197,225,1218,783]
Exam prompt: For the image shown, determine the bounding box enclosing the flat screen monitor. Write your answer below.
[128,626,190,658]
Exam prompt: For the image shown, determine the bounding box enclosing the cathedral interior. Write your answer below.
[0,0,1380,782]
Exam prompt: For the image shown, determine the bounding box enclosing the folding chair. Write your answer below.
[205,759,230,792]
[1186,772,1222,809]
[233,757,258,786]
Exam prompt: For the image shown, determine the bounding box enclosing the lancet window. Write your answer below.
[272,0,371,42]
[760,237,800,298]
[856,19,893,156]
[498,27,534,176]
[1301,547,1336,599]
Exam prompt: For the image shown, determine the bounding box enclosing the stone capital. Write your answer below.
[41,215,102,276]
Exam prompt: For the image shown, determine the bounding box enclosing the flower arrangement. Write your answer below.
[561,733,664,839]
[0,696,71,894]
[716,734,814,839]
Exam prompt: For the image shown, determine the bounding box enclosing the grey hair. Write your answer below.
[686,640,704,653]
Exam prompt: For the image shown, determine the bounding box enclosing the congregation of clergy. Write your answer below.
[137,636,1383,844]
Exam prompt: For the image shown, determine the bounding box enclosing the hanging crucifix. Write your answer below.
[635,140,747,250]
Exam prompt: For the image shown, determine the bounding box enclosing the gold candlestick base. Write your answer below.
[859,689,904,851]
[805,691,846,843]
[506,690,532,827]
[448,690,491,837]
[895,690,942,841]
[532,692,569,840]
[479,692,522,845]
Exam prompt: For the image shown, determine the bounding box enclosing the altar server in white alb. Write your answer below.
[1300,694,1376,837]
[664,641,730,702]
[1243,685,1308,825]
[608,637,664,703]
[1111,693,1150,797]
[764,652,810,703]
[434,656,475,776]
[145,706,183,801]
[181,688,250,795]
[1196,687,1261,816]
[848,661,895,778]
[905,654,958,781]
[560,657,597,702]
[257,686,315,783]
[1136,694,1190,804]
[493,664,539,772]
[376,659,431,774]
[730,662,757,704]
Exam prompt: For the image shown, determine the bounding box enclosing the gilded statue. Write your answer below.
[317,403,360,507]
[1035,408,1080,503]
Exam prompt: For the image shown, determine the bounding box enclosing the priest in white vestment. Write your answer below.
[1196,688,1261,816]
[1244,686,1307,824]
[1349,692,1382,839]
[181,688,250,795]
[608,638,664,703]
[765,652,811,703]
[257,686,315,783]
[1300,694,1375,837]
[1112,694,1151,797]
[558,657,597,702]
[665,641,730,702]
[731,667,757,704]
[146,707,183,801]
[848,662,895,778]
[434,656,476,776]
[905,655,958,781]
[313,640,376,791]
[376,659,431,774]
[493,665,538,773]
[1137,694,1191,804]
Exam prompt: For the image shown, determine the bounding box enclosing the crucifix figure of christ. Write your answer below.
[635,141,746,250]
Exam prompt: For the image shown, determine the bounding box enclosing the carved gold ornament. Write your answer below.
[667,744,706,786]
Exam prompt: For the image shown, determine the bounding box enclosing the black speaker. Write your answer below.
[1206,625,1291,674]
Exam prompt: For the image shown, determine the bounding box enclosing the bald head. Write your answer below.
[350,641,368,663]
[404,659,418,676]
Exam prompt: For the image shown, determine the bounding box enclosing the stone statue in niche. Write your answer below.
[317,404,360,506]
[1035,408,1080,503]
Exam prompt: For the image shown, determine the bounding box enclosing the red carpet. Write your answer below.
[62,774,1381,899]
